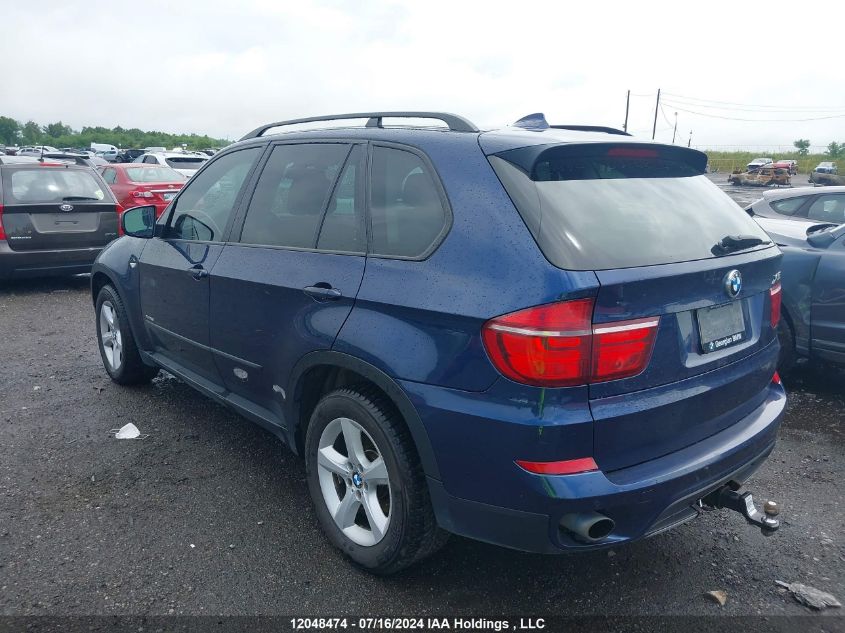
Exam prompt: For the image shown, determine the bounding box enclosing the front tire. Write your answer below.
[305,386,447,574]
[95,285,159,385]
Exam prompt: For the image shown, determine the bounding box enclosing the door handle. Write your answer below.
[189,265,209,280]
[303,284,342,301]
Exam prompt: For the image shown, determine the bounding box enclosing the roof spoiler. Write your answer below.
[512,113,631,136]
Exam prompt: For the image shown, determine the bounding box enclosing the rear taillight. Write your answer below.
[770,280,782,328]
[0,204,5,241]
[592,317,660,382]
[481,299,660,387]
[132,190,154,198]
[116,203,125,236]
[772,371,782,385]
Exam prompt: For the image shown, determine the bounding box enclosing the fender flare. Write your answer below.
[287,350,441,480]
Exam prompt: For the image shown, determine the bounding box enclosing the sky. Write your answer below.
[3,0,844,150]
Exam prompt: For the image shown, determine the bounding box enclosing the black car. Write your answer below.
[116,149,146,163]
[0,162,120,279]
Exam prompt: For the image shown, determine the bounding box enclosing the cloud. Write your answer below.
[2,0,843,149]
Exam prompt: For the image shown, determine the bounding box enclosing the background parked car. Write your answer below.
[18,145,59,157]
[99,164,186,218]
[729,165,790,186]
[746,186,845,223]
[772,159,797,175]
[116,149,145,163]
[132,151,208,176]
[754,217,845,370]
[0,162,120,279]
[746,157,773,172]
[814,161,838,174]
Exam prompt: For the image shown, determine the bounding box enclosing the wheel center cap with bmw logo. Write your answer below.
[724,270,742,298]
[352,472,363,488]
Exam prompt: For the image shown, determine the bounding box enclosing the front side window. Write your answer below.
[807,194,845,223]
[239,143,350,249]
[101,168,117,184]
[770,196,807,216]
[369,146,447,257]
[166,147,260,241]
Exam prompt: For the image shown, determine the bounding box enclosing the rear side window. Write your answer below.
[369,146,447,258]
[4,169,107,204]
[239,143,351,249]
[807,194,845,223]
[316,146,365,252]
[770,196,808,216]
[101,168,117,184]
[490,144,771,270]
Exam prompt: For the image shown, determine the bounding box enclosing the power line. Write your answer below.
[663,102,845,122]
[663,96,845,114]
[663,91,845,112]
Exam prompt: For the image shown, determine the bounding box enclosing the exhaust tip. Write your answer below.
[559,512,615,543]
[586,518,615,540]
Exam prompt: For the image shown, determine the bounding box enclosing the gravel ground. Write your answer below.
[0,191,843,622]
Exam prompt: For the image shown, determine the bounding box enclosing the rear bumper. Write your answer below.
[407,377,785,554]
[0,242,102,279]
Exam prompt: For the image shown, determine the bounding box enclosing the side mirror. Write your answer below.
[121,205,157,238]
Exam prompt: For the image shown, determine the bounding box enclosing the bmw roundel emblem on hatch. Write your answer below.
[59,203,74,212]
[724,270,742,298]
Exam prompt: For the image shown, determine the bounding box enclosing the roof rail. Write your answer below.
[550,125,631,136]
[240,111,479,140]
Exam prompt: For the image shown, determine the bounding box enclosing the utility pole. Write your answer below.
[688,130,693,148]
[651,88,661,140]
[672,112,678,144]
[623,90,630,133]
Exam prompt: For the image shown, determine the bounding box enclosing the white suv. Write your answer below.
[133,152,208,176]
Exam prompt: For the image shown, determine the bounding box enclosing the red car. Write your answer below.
[98,163,187,218]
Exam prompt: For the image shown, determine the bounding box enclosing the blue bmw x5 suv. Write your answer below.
[91,111,786,574]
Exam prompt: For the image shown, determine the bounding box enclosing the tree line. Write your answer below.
[0,116,231,151]
[793,139,845,159]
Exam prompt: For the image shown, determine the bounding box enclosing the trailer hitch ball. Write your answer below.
[701,484,781,536]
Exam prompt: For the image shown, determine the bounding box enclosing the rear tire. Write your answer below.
[305,386,447,575]
[95,285,159,385]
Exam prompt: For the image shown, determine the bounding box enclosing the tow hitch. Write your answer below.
[701,481,781,536]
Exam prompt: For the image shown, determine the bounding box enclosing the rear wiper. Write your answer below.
[712,234,771,256]
[61,196,100,201]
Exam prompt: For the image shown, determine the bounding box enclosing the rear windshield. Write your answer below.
[165,157,206,170]
[4,168,108,204]
[126,166,187,182]
[490,144,772,270]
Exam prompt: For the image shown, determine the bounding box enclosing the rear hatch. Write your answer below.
[164,156,207,176]
[0,165,119,250]
[487,141,782,471]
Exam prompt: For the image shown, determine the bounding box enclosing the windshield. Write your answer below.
[126,167,187,182]
[5,168,108,204]
[490,146,772,270]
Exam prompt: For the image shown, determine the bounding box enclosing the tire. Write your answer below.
[305,386,447,574]
[95,285,159,385]
[777,318,797,373]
